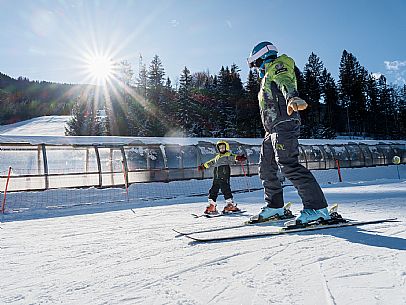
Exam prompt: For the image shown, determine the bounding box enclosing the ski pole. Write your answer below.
[240,161,251,192]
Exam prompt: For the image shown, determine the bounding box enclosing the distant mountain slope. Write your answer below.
[0,115,71,136]
[0,71,96,125]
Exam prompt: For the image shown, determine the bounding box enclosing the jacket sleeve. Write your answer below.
[265,54,298,102]
[203,157,216,169]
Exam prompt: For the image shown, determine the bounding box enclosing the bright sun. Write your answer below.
[85,55,115,83]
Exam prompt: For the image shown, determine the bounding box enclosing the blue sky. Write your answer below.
[0,0,405,86]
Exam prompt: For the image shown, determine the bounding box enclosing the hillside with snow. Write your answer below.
[0,116,70,136]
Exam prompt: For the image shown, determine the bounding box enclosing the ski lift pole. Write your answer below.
[2,166,12,214]
[240,161,251,192]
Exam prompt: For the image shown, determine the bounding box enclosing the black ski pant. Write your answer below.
[259,120,328,210]
[208,178,233,202]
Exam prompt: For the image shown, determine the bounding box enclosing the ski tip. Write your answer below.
[172,228,186,236]
[383,218,400,222]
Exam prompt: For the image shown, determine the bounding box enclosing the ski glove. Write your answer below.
[236,154,247,162]
[287,97,308,116]
[198,164,205,171]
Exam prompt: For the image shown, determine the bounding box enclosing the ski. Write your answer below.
[181,218,399,242]
[175,202,295,235]
[191,210,247,218]
[173,215,293,236]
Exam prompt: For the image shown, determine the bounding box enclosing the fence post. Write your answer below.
[120,146,129,201]
[335,159,343,182]
[1,166,12,214]
[41,144,49,189]
[94,145,102,187]
[121,160,129,200]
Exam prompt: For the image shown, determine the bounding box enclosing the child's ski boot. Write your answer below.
[204,199,218,215]
[222,199,241,214]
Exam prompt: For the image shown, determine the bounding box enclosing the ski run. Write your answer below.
[1,171,405,305]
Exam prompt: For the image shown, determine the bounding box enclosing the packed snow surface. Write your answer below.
[1,178,405,305]
[0,116,71,136]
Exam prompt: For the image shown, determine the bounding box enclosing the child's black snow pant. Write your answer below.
[259,120,327,210]
[208,165,233,201]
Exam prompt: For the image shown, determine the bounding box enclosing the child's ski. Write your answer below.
[191,210,247,218]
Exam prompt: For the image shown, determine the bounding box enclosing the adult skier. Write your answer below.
[198,140,246,215]
[246,41,330,225]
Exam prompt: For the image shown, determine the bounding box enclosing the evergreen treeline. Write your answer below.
[1,49,405,139]
[0,72,94,125]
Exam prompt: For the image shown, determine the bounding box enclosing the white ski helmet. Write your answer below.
[247,41,278,68]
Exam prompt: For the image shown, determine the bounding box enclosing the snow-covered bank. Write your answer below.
[1,178,405,305]
[0,116,71,136]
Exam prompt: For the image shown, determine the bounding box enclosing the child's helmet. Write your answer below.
[216,140,230,152]
[247,41,278,68]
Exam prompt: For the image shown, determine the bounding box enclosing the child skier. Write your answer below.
[198,140,247,215]
[246,41,331,225]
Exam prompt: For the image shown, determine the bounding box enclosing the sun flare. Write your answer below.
[84,55,116,83]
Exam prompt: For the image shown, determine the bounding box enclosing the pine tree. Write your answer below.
[65,94,100,136]
[106,60,134,135]
[229,64,244,137]
[136,55,148,99]
[177,66,194,134]
[338,50,368,136]
[303,53,324,125]
[144,55,167,135]
[320,68,339,136]
[391,84,404,139]
[147,55,165,102]
[365,74,380,136]
[377,75,392,137]
[215,66,238,136]
[244,69,262,137]
[160,77,178,133]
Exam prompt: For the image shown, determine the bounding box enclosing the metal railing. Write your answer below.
[0,137,404,192]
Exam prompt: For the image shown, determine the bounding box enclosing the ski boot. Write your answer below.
[248,202,294,224]
[284,207,331,228]
[204,199,218,215]
[222,199,241,214]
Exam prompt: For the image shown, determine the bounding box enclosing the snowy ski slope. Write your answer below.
[1,178,405,304]
[0,116,405,305]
